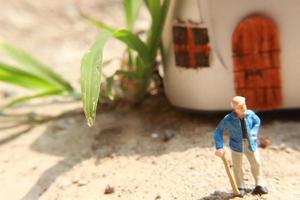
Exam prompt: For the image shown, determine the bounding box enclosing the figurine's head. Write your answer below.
[231,96,247,117]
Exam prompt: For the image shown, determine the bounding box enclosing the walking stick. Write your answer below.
[220,152,240,195]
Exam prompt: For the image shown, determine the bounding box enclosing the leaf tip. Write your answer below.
[87,117,95,127]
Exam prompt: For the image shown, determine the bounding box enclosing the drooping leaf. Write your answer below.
[0,62,56,91]
[0,39,73,92]
[80,30,113,126]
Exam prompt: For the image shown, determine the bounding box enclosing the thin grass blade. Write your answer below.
[0,62,57,91]
[124,0,144,67]
[0,39,73,92]
[81,14,116,32]
[124,0,144,30]
[0,89,65,111]
[146,0,170,61]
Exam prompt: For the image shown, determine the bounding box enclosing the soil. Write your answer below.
[0,1,300,200]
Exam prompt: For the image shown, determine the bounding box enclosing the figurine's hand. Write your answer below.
[215,149,224,158]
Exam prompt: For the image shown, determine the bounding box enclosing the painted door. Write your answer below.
[232,15,282,110]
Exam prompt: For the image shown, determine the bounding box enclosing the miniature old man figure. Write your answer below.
[214,96,268,196]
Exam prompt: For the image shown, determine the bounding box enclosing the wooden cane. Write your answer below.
[221,152,240,195]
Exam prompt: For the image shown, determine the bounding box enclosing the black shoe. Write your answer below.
[238,187,246,197]
[252,185,269,195]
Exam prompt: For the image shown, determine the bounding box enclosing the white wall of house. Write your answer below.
[162,0,300,110]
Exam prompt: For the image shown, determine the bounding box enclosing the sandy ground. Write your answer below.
[0,0,300,200]
[1,95,300,200]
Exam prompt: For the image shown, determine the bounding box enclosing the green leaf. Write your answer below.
[0,39,73,92]
[113,29,149,62]
[145,0,161,19]
[82,15,149,63]
[81,14,116,32]
[0,62,56,91]
[0,89,65,111]
[146,0,170,61]
[80,30,113,127]
[124,0,144,69]
[124,0,144,30]
[134,56,147,77]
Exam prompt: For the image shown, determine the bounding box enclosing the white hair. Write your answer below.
[231,96,246,109]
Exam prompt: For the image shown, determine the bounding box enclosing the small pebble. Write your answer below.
[104,185,115,194]
[163,129,175,142]
[77,180,89,186]
[72,179,89,186]
[285,147,293,153]
[151,133,159,139]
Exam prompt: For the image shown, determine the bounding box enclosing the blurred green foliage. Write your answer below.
[0,39,74,110]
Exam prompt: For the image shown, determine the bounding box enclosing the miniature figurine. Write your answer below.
[214,96,268,196]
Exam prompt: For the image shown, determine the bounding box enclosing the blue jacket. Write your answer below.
[214,110,261,152]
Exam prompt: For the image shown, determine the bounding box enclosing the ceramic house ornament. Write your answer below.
[162,0,300,111]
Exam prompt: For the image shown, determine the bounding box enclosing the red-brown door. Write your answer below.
[232,15,282,110]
